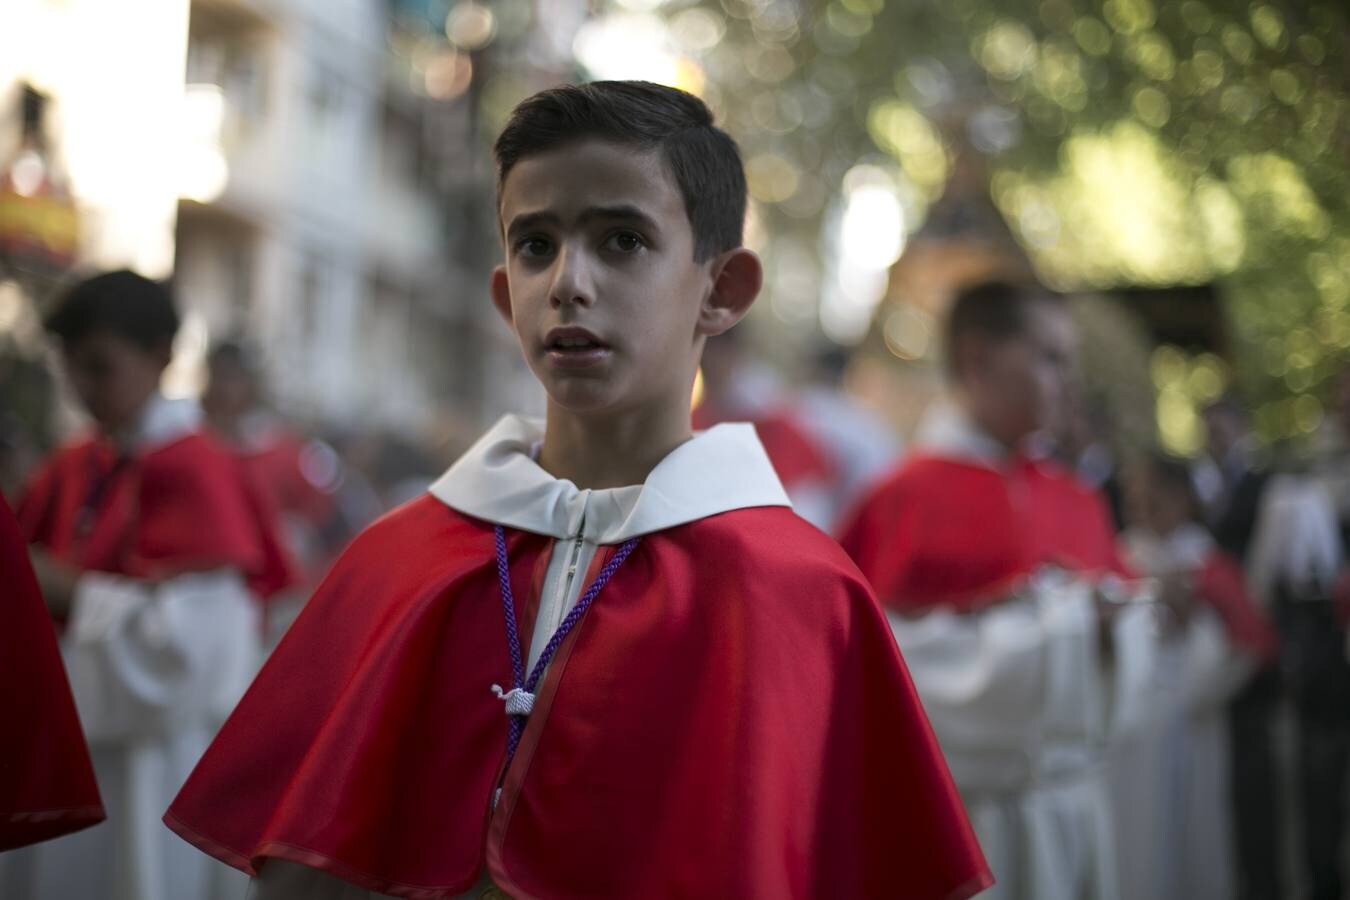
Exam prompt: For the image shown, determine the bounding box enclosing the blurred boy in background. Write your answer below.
[1110,454,1277,900]
[0,270,292,900]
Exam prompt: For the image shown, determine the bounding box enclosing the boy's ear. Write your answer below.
[696,248,761,337]
[489,266,513,326]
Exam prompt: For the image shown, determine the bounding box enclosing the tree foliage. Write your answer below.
[662,0,1349,443]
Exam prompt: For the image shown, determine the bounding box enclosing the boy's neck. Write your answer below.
[102,393,158,450]
[538,399,693,491]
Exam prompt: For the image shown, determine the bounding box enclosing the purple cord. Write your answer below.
[494,525,640,765]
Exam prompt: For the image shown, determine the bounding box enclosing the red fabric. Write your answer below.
[17,433,297,598]
[0,495,104,850]
[838,453,1131,614]
[693,405,835,490]
[1194,553,1280,661]
[235,434,333,526]
[166,497,991,899]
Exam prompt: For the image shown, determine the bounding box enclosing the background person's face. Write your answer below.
[967,302,1076,447]
[1202,408,1245,463]
[203,362,256,421]
[61,332,166,435]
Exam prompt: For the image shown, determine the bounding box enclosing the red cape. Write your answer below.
[838,453,1130,613]
[167,497,990,899]
[18,432,296,599]
[232,432,333,526]
[693,405,835,490]
[0,495,104,850]
[1194,552,1280,662]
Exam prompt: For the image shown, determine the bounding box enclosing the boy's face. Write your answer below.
[491,139,756,419]
[962,301,1076,446]
[1141,476,1191,536]
[60,332,168,435]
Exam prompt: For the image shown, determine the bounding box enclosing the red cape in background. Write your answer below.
[0,495,104,850]
[1195,552,1280,662]
[18,433,296,599]
[693,404,835,491]
[168,497,990,899]
[839,453,1130,613]
[234,433,332,527]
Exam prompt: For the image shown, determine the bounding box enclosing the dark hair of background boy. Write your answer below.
[493,81,746,263]
[45,270,179,351]
[943,280,1065,380]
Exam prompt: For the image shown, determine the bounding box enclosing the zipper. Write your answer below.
[555,513,587,633]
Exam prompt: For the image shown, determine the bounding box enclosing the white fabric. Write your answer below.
[1247,473,1343,602]
[249,414,790,898]
[793,386,901,531]
[0,570,259,900]
[888,401,1157,900]
[1108,525,1255,900]
[122,392,205,453]
[913,400,1019,467]
[0,393,257,900]
[889,576,1157,900]
[429,414,789,543]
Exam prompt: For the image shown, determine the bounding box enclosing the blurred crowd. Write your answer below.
[3,268,1349,900]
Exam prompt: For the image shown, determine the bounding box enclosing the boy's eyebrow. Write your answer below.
[505,205,660,240]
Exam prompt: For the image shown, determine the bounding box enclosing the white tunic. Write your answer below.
[247,415,791,898]
[885,403,1159,900]
[1109,525,1256,900]
[0,396,260,900]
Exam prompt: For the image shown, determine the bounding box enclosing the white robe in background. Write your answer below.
[0,397,261,900]
[1109,525,1255,900]
[891,574,1156,900]
[883,405,1159,900]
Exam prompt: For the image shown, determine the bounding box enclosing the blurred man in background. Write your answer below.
[1056,386,1127,532]
[1283,363,1350,900]
[0,271,292,900]
[839,281,1158,900]
[203,341,337,586]
[1197,396,1285,900]
[1110,453,1277,900]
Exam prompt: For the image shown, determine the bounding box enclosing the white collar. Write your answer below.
[914,401,1016,468]
[428,414,791,543]
[113,393,203,454]
[1125,522,1214,574]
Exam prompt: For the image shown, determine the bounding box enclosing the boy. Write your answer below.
[0,495,104,852]
[166,82,991,899]
[838,281,1158,900]
[1109,454,1276,900]
[2,271,293,900]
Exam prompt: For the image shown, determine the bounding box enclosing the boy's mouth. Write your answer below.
[544,327,611,367]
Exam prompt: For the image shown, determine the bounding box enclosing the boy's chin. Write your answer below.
[543,383,629,417]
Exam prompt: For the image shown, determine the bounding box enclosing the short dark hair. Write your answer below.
[493,81,746,262]
[944,280,1063,379]
[207,339,259,374]
[46,270,179,351]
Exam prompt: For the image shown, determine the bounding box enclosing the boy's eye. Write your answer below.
[516,236,553,258]
[604,231,646,254]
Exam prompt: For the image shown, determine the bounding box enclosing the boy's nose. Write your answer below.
[549,246,596,308]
